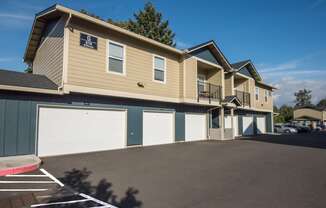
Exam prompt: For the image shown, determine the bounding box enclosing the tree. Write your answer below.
[25,66,32,73]
[127,2,175,46]
[81,3,176,46]
[294,89,312,107]
[80,9,102,20]
[107,18,130,30]
[277,105,293,122]
[317,98,326,109]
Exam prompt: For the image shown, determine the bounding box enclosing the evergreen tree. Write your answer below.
[25,66,32,73]
[80,9,102,20]
[294,89,312,107]
[81,2,176,46]
[107,18,129,30]
[127,2,175,46]
[317,98,326,109]
[279,105,294,122]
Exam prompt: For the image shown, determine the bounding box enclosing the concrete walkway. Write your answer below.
[0,155,41,176]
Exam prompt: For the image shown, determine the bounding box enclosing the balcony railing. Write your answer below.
[235,90,251,107]
[197,80,222,103]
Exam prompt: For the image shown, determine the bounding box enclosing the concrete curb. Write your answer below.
[0,155,41,176]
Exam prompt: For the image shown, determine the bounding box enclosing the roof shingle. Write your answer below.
[0,69,58,90]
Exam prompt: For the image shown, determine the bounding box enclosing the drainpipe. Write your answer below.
[59,12,72,94]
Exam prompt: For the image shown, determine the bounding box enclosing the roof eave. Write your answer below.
[24,4,184,63]
[187,40,233,71]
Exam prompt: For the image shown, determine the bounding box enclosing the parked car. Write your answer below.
[274,124,298,134]
[285,124,311,133]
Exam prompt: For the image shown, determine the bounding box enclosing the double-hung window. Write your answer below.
[153,55,166,83]
[108,41,125,74]
[255,87,259,101]
[265,90,268,102]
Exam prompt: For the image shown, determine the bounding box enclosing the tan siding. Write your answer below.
[179,58,184,98]
[254,85,273,111]
[249,79,255,108]
[224,73,233,96]
[67,19,181,99]
[207,69,222,86]
[294,108,323,120]
[184,57,197,100]
[33,16,66,86]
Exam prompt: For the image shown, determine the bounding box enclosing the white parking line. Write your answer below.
[31,198,90,207]
[0,189,48,192]
[0,180,55,184]
[40,168,64,187]
[1,168,118,208]
[5,174,48,177]
[80,193,118,208]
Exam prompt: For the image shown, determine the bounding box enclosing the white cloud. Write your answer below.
[272,77,326,107]
[260,61,299,73]
[262,69,326,79]
[0,13,33,21]
[0,57,16,62]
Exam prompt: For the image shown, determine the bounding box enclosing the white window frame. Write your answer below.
[107,40,126,76]
[255,87,259,101]
[197,74,207,92]
[152,54,166,84]
[264,90,268,102]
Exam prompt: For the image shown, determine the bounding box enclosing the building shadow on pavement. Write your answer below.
[242,132,326,150]
[50,168,142,208]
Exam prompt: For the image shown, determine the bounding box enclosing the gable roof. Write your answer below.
[231,60,262,81]
[231,60,250,70]
[186,40,233,71]
[24,4,183,63]
[223,96,242,106]
[0,69,58,90]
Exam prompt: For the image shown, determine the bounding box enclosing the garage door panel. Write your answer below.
[38,107,126,156]
[185,114,207,141]
[257,116,266,134]
[143,111,174,146]
[242,116,254,135]
[233,115,238,137]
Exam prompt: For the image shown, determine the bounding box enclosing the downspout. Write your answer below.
[59,12,72,94]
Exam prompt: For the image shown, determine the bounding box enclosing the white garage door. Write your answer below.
[224,115,232,129]
[256,116,266,134]
[233,115,239,137]
[185,113,207,142]
[143,111,174,146]
[37,107,126,157]
[242,116,254,135]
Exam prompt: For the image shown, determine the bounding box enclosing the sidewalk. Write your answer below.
[0,155,41,176]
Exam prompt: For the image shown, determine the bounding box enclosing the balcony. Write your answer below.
[197,80,222,103]
[235,90,251,107]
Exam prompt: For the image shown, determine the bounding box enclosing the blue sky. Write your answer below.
[0,0,325,106]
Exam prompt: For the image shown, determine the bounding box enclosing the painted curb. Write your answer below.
[0,159,41,176]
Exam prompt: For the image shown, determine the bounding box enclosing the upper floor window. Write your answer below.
[108,41,125,75]
[255,87,259,100]
[153,55,166,83]
[268,90,272,97]
[264,90,268,102]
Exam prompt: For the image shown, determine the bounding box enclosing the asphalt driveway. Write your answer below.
[41,132,326,208]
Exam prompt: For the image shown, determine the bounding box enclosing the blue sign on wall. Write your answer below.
[80,33,98,49]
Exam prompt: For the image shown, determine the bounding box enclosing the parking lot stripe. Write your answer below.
[79,193,118,208]
[5,174,47,177]
[40,168,64,187]
[0,188,48,192]
[30,198,90,207]
[0,180,56,184]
